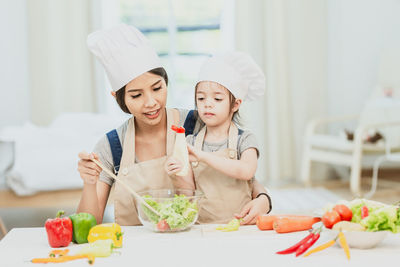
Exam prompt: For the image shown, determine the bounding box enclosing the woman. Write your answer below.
[77,24,271,225]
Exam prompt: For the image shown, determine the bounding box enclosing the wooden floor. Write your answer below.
[0,176,399,208]
[277,176,400,205]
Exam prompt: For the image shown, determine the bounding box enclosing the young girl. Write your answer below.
[166,52,271,224]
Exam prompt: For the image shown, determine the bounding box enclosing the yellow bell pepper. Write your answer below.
[87,223,123,248]
[216,218,241,232]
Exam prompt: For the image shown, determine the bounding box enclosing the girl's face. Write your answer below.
[196,81,240,127]
[124,72,167,126]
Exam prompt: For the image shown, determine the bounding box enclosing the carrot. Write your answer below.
[49,249,69,257]
[256,215,277,230]
[31,254,91,264]
[303,239,336,257]
[273,216,321,233]
[257,214,319,231]
[338,232,350,260]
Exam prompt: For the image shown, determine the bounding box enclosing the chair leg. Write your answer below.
[300,148,312,187]
[364,156,386,198]
[0,216,7,238]
[350,153,363,197]
[350,131,363,197]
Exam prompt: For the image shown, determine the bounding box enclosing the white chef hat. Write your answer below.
[87,24,162,91]
[197,51,265,101]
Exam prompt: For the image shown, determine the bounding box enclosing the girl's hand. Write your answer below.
[77,151,102,185]
[234,196,270,225]
[187,145,205,162]
[165,157,182,176]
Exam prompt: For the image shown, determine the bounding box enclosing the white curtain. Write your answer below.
[27,0,96,126]
[234,0,328,185]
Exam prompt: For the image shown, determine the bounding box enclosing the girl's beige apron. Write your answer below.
[192,123,252,224]
[114,109,179,225]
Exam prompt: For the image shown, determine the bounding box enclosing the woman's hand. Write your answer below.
[165,156,196,190]
[165,156,183,176]
[77,151,102,185]
[234,196,270,225]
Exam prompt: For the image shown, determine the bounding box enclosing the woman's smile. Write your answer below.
[144,108,161,119]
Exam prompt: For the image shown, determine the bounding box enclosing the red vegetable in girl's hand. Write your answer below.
[45,210,73,248]
[333,204,352,221]
[171,125,185,133]
[322,210,341,229]
[361,205,369,219]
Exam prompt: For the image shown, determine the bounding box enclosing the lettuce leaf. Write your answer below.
[349,199,385,223]
[142,194,198,230]
[360,205,400,233]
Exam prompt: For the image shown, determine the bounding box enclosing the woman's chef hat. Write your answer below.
[87,24,162,91]
[197,51,265,101]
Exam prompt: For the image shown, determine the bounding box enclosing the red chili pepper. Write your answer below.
[361,205,369,219]
[295,232,321,257]
[45,210,73,248]
[171,125,185,133]
[276,232,314,254]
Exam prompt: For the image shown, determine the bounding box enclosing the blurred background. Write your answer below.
[1,0,400,236]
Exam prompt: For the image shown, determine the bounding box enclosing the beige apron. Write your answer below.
[114,109,179,225]
[192,123,252,224]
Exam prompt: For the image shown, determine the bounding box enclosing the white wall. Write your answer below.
[0,0,30,128]
[327,0,400,133]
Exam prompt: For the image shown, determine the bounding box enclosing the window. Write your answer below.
[100,0,234,113]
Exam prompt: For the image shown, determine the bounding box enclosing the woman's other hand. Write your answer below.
[77,151,102,185]
[165,156,183,176]
[234,196,270,225]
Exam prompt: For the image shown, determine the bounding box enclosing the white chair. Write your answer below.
[369,135,400,198]
[300,106,400,197]
[301,48,400,197]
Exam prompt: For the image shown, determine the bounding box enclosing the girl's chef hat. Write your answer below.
[197,51,265,101]
[87,24,162,91]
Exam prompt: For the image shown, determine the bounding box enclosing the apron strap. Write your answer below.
[120,117,136,168]
[194,126,206,150]
[106,129,123,174]
[166,108,180,156]
[227,123,238,159]
[183,110,197,136]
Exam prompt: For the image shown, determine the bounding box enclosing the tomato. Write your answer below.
[361,205,369,219]
[156,219,170,231]
[322,210,341,229]
[333,204,352,221]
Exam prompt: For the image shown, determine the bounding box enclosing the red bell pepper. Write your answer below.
[45,210,73,248]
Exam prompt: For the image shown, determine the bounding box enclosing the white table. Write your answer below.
[1,225,399,266]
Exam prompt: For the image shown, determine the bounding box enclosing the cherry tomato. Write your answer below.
[361,205,369,219]
[156,219,170,231]
[333,204,352,221]
[322,210,341,229]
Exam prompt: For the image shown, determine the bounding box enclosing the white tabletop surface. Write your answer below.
[1,225,399,267]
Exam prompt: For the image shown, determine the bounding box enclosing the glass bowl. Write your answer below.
[313,222,389,249]
[137,189,203,232]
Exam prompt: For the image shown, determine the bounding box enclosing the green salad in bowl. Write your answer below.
[318,199,400,249]
[137,189,203,232]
